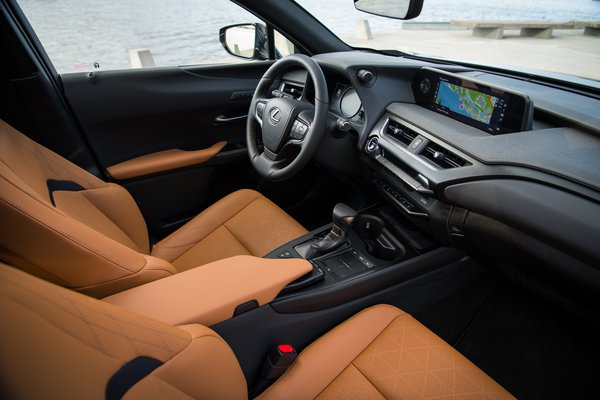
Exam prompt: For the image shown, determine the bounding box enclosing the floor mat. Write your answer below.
[413,271,502,345]
[417,281,600,399]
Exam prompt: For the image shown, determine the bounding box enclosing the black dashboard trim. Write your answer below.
[444,179,600,267]
[386,103,600,192]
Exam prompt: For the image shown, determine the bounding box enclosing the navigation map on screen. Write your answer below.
[435,81,498,125]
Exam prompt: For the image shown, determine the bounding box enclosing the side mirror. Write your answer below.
[219,23,270,61]
[354,0,424,20]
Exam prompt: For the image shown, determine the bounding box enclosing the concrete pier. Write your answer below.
[129,48,155,68]
[356,19,373,40]
[346,24,600,81]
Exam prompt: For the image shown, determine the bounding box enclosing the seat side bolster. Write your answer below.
[125,324,248,400]
[0,118,106,202]
[80,184,150,254]
[81,255,177,298]
[0,175,174,297]
[257,304,404,400]
[0,264,191,399]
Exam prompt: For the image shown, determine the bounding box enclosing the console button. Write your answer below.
[410,137,424,149]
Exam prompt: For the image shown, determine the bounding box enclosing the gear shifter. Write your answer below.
[310,203,358,254]
[295,203,357,259]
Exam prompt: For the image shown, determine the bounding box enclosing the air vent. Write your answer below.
[421,142,469,169]
[385,119,418,147]
[281,82,304,99]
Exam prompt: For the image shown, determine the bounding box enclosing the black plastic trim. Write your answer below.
[46,179,84,206]
[105,356,162,400]
[233,0,351,56]
[272,247,463,313]
[444,179,600,266]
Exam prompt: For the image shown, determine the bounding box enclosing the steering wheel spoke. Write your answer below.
[252,152,289,178]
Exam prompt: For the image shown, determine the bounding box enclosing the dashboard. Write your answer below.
[277,51,600,292]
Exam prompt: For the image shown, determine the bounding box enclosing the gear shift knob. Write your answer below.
[332,203,358,234]
[296,203,357,259]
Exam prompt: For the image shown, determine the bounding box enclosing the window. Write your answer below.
[17,0,293,74]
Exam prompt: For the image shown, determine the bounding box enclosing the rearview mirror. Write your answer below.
[354,0,424,20]
[219,23,270,61]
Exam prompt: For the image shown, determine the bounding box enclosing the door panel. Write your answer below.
[60,62,273,238]
[61,62,272,167]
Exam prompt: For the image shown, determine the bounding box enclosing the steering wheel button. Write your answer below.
[257,103,266,117]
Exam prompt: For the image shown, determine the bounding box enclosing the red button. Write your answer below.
[278,344,295,354]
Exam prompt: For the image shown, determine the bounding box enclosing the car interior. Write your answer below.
[1,0,599,398]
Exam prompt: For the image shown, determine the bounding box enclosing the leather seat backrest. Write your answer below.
[0,120,175,297]
[0,263,248,400]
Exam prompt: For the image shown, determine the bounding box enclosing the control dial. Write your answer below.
[419,78,431,94]
[366,136,379,153]
[357,69,374,84]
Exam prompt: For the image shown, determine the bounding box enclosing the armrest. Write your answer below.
[102,255,312,326]
[106,141,227,180]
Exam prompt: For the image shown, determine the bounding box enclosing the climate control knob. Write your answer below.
[357,69,374,84]
[366,136,379,152]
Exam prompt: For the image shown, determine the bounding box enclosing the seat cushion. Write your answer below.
[152,189,307,271]
[258,304,514,400]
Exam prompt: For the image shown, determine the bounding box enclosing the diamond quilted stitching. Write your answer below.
[225,197,304,256]
[352,313,514,399]
[316,364,386,400]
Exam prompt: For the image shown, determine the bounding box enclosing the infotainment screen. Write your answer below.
[413,68,533,134]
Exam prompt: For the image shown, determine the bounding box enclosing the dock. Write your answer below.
[347,21,600,81]
[451,20,598,39]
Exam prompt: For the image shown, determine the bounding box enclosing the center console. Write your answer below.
[216,201,469,388]
[264,203,451,313]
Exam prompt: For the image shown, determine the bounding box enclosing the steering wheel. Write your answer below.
[247,54,329,181]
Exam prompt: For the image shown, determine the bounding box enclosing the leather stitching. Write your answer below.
[222,224,253,254]
[79,187,143,250]
[3,275,189,357]
[156,193,262,252]
[149,334,236,400]
[312,309,401,398]
[74,264,175,292]
[262,306,402,400]
[0,188,139,275]
[0,244,72,286]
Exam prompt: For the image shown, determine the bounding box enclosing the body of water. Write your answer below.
[18,0,600,73]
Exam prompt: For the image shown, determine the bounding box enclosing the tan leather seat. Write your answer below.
[0,119,307,297]
[0,264,514,400]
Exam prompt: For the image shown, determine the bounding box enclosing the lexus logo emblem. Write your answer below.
[269,107,281,125]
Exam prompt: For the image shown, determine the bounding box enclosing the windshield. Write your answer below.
[296,0,600,82]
